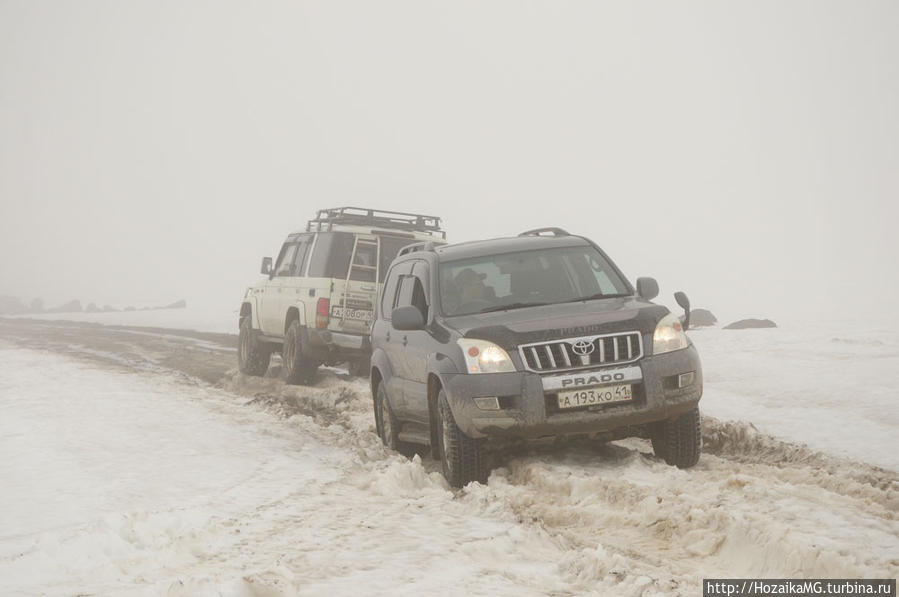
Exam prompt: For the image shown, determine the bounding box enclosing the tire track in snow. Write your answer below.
[2,318,896,595]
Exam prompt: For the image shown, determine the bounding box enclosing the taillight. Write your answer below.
[316,298,330,329]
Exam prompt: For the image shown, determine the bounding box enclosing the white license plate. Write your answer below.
[557,384,632,409]
[330,306,374,321]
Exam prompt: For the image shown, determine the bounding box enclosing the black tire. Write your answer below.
[347,357,371,378]
[238,316,271,376]
[374,383,401,450]
[282,320,318,385]
[651,407,701,468]
[437,389,487,487]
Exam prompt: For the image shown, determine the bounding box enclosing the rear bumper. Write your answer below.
[307,329,371,359]
[443,344,702,440]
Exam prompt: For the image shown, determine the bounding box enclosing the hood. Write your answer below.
[444,297,669,350]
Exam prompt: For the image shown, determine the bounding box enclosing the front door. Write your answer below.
[277,234,313,328]
[397,260,432,423]
[262,241,299,336]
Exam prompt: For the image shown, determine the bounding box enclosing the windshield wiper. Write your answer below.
[479,302,549,313]
[566,293,630,303]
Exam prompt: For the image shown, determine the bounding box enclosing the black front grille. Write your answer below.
[519,331,642,373]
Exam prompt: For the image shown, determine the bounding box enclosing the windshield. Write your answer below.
[439,245,631,316]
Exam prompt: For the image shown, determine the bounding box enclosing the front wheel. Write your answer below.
[651,407,701,468]
[282,320,318,385]
[437,390,487,487]
[238,317,271,376]
[374,383,401,450]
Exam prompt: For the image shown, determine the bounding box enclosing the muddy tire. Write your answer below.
[282,320,318,385]
[374,383,401,449]
[437,389,487,487]
[652,407,701,468]
[238,316,271,376]
[347,357,371,378]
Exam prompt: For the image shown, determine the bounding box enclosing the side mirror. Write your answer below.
[674,291,691,330]
[260,257,273,276]
[636,277,659,301]
[392,305,425,330]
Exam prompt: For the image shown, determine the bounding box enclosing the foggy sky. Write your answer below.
[2,1,897,325]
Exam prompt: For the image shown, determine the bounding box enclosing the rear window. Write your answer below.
[306,232,418,282]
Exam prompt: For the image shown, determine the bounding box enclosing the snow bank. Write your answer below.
[10,303,237,335]
[693,323,899,470]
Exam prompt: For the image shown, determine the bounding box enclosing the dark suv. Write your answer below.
[370,228,702,487]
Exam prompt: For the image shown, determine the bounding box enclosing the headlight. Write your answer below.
[457,339,516,374]
[653,313,688,355]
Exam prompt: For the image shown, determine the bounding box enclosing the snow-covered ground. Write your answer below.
[693,323,899,470]
[14,304,237,335]
[0,319,897,595]
[13,309,899,470]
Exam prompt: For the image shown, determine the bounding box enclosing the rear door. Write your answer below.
[376,261,412,404]
[331,234,380,335]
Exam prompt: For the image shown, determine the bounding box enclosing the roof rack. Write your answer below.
[307,207,446,239]
[397,241,436,256]
[518,227,570,237]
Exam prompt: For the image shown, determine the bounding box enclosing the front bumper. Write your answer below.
[443,344,702,440]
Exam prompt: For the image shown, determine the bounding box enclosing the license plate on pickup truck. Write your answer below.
[557,384,632,410]
[330,306,374,321]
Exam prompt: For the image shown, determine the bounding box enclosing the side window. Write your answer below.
[291,234,313,276]
[380,263,411,319]
[411,262,429,319]
[274,243,299,277]
[396,276,415,309]
[396,262,429,319]
[410,278,428,319]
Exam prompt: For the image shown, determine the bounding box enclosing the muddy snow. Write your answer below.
[0,319,896,596]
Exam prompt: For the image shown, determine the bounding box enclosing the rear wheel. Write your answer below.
[437,390,487,487]
[347,356,371,378]
[651,407,701,468]
[282,320,318,385]
[238,316,271,376]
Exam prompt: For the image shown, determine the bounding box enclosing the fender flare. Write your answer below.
[425,354,464,449]
[283,300,308,331]
[370,347,395,400]
[239,296,263,331]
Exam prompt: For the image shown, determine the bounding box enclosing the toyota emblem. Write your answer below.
[571,339,595,356]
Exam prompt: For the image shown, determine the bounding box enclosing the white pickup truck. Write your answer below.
[238,207,446,383]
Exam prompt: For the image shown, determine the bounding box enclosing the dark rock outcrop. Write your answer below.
[681,308,717,327]
[724,318,777,330]
[52,300,83,313]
